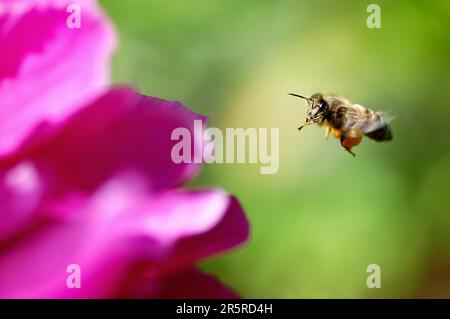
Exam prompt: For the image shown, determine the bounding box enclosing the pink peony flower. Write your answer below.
[0,1,249,298]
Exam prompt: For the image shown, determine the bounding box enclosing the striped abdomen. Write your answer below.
[365,123,392,141]
[344,104,393,142]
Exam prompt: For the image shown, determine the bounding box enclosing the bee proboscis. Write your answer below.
[289,92,393,156]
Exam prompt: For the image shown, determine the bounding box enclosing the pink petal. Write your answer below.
[170,194,249,270]
[0,175,248,298]
[0,161,44,242]
[0,87,208,262]
[120,267,239,298]
[7,88,206,192]
[156,268,239,299]
[0,0,116,157]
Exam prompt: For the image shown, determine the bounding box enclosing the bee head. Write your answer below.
[307,93,329,123]
[288,92,329,130]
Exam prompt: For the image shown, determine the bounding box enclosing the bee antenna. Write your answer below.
[288,93,313,104]
[297,120,311,131]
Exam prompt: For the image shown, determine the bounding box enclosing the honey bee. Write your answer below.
[289,92,393,156]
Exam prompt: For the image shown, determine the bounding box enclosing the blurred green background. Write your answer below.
[100,0,450,298]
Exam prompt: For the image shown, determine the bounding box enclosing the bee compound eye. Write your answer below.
[318,100,327,109]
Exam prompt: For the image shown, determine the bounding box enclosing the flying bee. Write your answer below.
[289,92,393,156]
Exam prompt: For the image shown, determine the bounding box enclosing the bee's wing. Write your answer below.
[342,104,390,134]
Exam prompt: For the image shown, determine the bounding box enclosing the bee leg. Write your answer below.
[333,129,342,139]
[340,129,362,157]
[324,126,331,140]
[344,147,356,157]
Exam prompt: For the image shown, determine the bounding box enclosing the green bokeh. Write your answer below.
[101,0,450,298]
